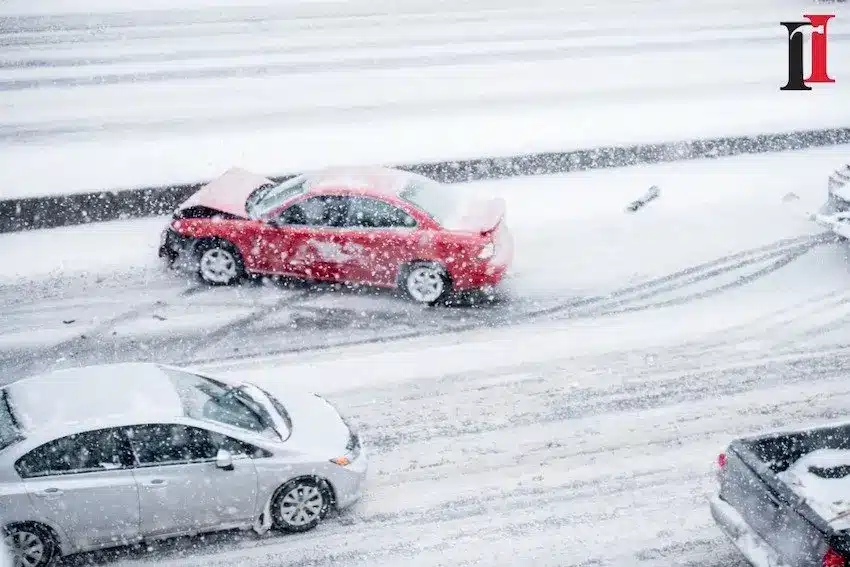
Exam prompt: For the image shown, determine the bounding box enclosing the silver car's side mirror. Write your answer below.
[215,449,234,471]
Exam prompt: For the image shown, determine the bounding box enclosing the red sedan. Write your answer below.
[159,166,513,304]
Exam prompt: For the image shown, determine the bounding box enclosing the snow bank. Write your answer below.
[2,90,847,201]
[1,0,848,199]
[777,449,850,530]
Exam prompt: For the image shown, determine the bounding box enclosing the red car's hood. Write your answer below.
[176,167,274,218]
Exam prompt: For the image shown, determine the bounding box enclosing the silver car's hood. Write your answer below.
[249,384,351,454]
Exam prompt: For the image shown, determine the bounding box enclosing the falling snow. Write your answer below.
[1,1,850,567]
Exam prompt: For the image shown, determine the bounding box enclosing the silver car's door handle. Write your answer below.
[147,479,168,488]
[35,488,62,498]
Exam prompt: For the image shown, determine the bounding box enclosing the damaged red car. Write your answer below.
[159,166,513,304]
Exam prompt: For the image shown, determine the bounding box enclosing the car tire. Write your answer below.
[400,261,451,305]
[270,477,332,533]
[4,523,58,567]
[195,239,245,286]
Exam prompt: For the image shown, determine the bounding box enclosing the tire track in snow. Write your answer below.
[684,287,850,344]
[3,32,821,91]
[0,233,827,377]
[343,348,850,453]
[0,283,317,379]
[0,5,594,42]
[0,21,772,68]
[2,284,204,376]
[179,286,321,358]
[528,233,824,321]
[94,348,850,567]
[767,292,850,351]
[622,242,850,359]
[0,3,775,47]
[0,80,780,142]
[4,0,837,149]
[186,233,826,366]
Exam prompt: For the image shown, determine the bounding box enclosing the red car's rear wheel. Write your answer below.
[401,262,450,305]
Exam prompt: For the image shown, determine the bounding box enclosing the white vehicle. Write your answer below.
[811,164,850,239]
[0,363,367,567]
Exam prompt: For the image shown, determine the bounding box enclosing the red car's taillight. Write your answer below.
[477,241,495,260]
[717,452,727,469]
[824,547,845,567]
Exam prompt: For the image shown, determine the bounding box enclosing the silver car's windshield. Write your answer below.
[163,368,281,440]
[0,391,23,451]
[398,175,459,226]
[245,175,309,218]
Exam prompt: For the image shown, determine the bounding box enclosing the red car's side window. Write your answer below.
[346,197,416,229]
[276,196,348,227]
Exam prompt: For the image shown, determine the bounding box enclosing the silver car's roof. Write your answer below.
[3,362,187,435]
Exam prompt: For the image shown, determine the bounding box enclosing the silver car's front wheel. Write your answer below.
[271,478,331,533]
[4,527,54,567]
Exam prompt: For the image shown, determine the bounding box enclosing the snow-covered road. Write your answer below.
[112,346,850,567]
[3,2,850,565]
[34,304,850,567]
[1,146,845,377]
[1,0,849,197]
[2,146,850,566]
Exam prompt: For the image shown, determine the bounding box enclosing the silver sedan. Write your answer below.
[0,362,367,567]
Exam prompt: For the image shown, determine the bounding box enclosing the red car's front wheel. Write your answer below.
[196,240,245,286]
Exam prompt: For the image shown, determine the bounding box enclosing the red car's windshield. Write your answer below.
[246,175,309,218]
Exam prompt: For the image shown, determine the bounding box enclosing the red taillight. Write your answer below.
[717,452,727,469]
[823,547,845,567]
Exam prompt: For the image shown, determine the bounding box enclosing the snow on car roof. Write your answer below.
[3,362,185,434]
[306,166,413,196]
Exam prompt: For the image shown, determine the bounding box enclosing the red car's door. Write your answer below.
[253,195,349,280]
[250,223,302,276]
[333,196,421,287]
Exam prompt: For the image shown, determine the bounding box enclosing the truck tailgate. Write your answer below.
[717,445,832,567]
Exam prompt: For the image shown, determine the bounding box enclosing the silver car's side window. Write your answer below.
[14,427,134,478]
[126,424,267,467]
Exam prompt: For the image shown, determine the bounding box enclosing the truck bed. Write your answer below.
[712,421,850,567]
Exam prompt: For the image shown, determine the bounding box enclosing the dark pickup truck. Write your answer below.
[711,422,850,567]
